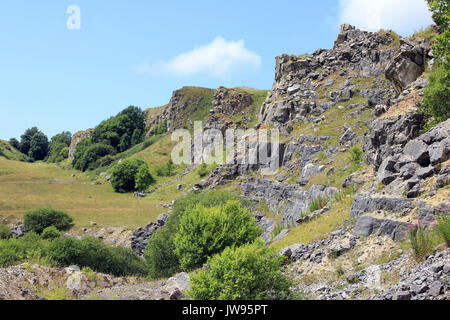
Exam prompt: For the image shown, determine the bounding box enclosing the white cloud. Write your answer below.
[137,37,262,79]
[339,0,434,36]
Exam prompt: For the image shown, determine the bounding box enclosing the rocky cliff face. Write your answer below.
[258,24,431,128]
[68,129,94,159]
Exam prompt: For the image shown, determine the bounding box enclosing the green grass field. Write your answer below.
[0,133,220,230]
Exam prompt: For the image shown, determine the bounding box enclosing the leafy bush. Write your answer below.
[0,234,148,276]
[0,233,44,267]
[437,215,450,247]
[24,208,74,234]
[72,143,116,172]
[41,226,61,240]
[95,154,115,168]
[420,65,450,124]
[426,0,449,65]
[0,225,11,239]
[71,106,146,171]
[45,237,148,276]
[91,106,146,152]
[110,158,146,193]
[47,132,72,163]
[9,138,20,150]
[144,191,246,279]
[188,240,293,300]
[174,200,260,271]
[135,164,155,191]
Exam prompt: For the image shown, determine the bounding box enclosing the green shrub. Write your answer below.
[9,138,20,150]
[41,226,61,240]
[45,237,148,276]
[188,240,293,300]
[0,225,11,239]
[91,106,146,152]
[24,208,74,234]
[174,201,260,271]
[95,154,115,168]
[73,143,116,172]
[0,233,44,267]
[437,215,450,247]
[420,65,450,125]
[135,164,155,191]
[144,191,246,279]
[110,158,146,193]
[47,132,72,163]
[0,234,148,276]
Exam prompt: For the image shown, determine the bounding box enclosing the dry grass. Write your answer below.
[0,157,167,228]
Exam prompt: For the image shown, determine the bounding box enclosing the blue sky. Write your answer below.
[0,0,433,140]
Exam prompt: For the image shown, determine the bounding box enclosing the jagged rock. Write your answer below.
[133,192,147,198]
[429,281,443,297]
[212,87,253,116]
[385,40,426,94]
[350,194,415,219]
[255,214,276,244]
[241,180,337,226]
[194,180,209,190]
[66,271,85,291]
[68,129,94,159]
[360,89,390,107]
[166,272,191,300]
[342,173,364,189]
[298,163,326,186]
[404,139,430,167]
[339,128,357,146]
[394,291,412,300]
[131,213,168,255]
[377,157,397,185]
[364,113,424,169]
[370,119,450,189]
[259,25,398,126]
[11,225,25,238]
[371,249,450,300]
[416,166,435,180]
[429,138,450,168]
[328,238,356,258]
[353,216,408,241]
[399,162,420,179]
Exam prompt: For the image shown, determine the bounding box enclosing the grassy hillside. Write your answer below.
[0,140,29,162]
